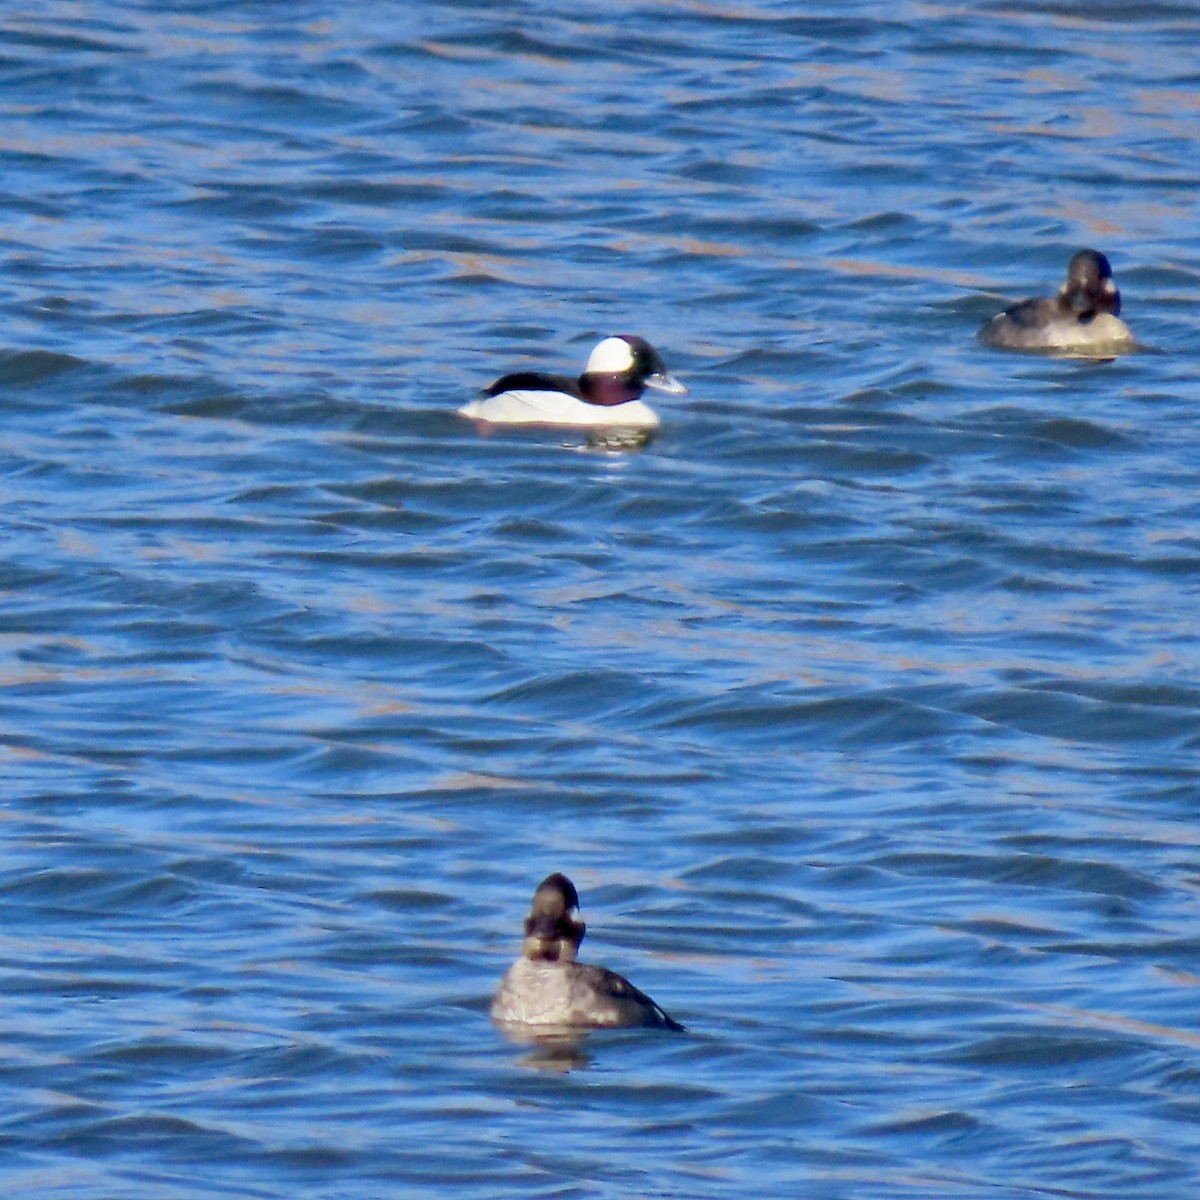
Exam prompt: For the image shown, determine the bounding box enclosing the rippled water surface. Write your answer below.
[3,2,1200,1197]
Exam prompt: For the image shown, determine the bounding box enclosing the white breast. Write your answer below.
[1036,314,1137,350]
[491,959,575,1025]
[1070,313,1134,350]
[459,390,660,428]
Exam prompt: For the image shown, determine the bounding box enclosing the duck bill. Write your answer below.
[645,370,688,395]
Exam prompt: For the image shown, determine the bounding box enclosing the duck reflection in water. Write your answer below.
[491,873,684,1041]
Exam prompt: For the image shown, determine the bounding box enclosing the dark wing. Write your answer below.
[582,963,685,1031]
[978,296,1059,347]
[483,371,582,399]
[997,297,1054,329]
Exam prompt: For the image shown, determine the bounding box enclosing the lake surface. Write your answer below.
[2,2,1200,1197]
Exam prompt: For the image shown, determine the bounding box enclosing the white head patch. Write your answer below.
[585,336,635,374]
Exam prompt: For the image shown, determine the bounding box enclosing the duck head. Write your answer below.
[521,873,587,964]
[1059,249,1120,319]
[579,335,687,406]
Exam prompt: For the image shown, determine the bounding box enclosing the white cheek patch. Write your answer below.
[1103,279,1116,294]
[585,337,635,373]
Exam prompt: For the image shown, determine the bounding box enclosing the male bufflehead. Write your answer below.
[491,873,684,1031]
[459,335,687,427]
[978,249,1134,354]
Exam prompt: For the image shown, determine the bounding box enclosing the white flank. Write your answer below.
[459,390,659,428]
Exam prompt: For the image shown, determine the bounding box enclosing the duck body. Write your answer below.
[490,873,683,1032]
[978,249,1135,355]
[492,956,683,1030]
[459,335,685,428]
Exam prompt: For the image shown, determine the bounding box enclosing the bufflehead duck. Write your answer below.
[459,335,687,428]
[491,873,684,1031]
[978,249,1135,354]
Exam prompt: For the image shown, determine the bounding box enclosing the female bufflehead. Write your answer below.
[978,249,1134,354]
[491,873,684,1031]
[459,335,687,428]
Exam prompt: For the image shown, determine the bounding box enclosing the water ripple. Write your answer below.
[3,1,1200,1197]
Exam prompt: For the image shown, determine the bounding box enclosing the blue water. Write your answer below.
[3,3,1200,1197]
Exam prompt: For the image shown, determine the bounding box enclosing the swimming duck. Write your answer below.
[978,249,1135,354]
[459,335,687,427]
[491,873,684,1031]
